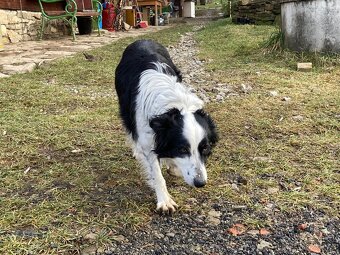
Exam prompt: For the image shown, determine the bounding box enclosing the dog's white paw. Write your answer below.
[156,198,178,214]
[167,166,182,177]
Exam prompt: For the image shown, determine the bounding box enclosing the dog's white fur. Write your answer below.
[131,63,206,212]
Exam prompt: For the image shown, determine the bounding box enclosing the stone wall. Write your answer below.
[232,0,281,24]
[0,9,69,44]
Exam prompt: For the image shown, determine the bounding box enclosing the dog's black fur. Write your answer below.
[115,40,182,141]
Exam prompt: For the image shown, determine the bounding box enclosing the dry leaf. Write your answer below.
[259,228,271,235]
[308,244,321,253]
[298,223,308,231]
[227,223,246,236]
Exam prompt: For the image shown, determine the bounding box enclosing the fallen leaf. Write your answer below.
[308,244,321,253]
[227,224,246,236]
[298,223,308,231]
[259,228,271,235]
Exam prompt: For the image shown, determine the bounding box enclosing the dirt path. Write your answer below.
[168,25,236,103]
[87,27,340,255]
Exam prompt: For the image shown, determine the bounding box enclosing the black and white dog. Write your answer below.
[115,40,218,213]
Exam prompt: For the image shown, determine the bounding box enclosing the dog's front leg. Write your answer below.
[138,151,178,214]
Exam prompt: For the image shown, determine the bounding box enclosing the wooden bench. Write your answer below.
[38,0,102,40]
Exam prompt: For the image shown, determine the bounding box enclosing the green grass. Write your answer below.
[195,19,340,213]
[1,19,339,253]
[0,25,192,254]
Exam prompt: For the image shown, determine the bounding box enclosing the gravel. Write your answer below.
[95,205,339,255]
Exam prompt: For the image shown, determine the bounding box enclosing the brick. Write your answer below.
[297,62,313,72]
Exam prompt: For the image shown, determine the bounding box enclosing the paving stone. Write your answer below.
[2,62,36,74]
[0,72,10,78]
[0,26,167,78]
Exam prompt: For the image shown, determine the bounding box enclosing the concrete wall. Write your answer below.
[281,0,340,52]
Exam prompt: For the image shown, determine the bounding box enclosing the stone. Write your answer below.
[252,156,273,163]
[241,83,252,93]
[282,96,291,102]
[0,11,9,25]
[166,232,176,238]
[7,23,22,30]
[248,230,259,235]
[297,62,312,72]
[112,235,127,242]
[257,240,273,250]
[292,115,304,121]
[0,73,10,78]
[1,25,7,36]
[208,209,222,218]
[215,94,224,102]
[84,233,97,241]
[206,215,221,225]
[7,30,21,43]
[207,209,222,225]
[269,90,278,97]
[2,62,36,74]
[267,187,279,194]
[8,14,21,24]
[82,245,97,255]
[231,183,239,191]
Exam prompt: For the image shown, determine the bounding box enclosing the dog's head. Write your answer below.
[150,108,218,187]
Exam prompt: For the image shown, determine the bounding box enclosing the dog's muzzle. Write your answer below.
[193,173,206,188]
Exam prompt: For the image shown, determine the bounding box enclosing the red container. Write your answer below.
[139,21,148,28]
[102,3,116,31]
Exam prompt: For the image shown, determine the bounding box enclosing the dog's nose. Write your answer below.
[193,177,206,188]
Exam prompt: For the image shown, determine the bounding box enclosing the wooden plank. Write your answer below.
[0,0,65,12]
[0,0,95,12]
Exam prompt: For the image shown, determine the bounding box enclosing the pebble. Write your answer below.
[240,83,253,93]
[248,230,260,235]
[267,187,279,194]
[112,235,127,242]
[208,209,222,218]
[167,30,238,103]
[292,115,304,121]
[206,208,222,225]
[231,183,240,191]
[166,232,176,238]
[84,233,97,240]
[257,240,273,250]
[269,90,279,97]
[282,96,291,102]
[253,157,273,163]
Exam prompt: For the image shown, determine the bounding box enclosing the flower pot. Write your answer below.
[77,16,92,35]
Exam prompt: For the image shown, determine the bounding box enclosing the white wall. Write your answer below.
[281,0,340,52]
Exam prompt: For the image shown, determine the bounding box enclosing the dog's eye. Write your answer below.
[179,147,190,154]
[201,145,211,155]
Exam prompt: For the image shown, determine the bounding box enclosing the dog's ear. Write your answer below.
[194,109,218,146]
[150,108,182,132]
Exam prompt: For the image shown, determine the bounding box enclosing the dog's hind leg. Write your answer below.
[135,147,178,214]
